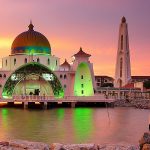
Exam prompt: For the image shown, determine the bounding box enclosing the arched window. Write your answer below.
[81,84,84,88]
[64,74,67,79]
[81,75,84,79]
[5,60,7,66]
[14,58,16,65]
[64,84,66,88]
[3,74,6,78]
[0,74,2,77]
[60,74,62,78]
[121,35,123,50]
[25,58,27,63]
[56,60,57,66]
[37,58,40,63]
[48,58,50,65]
[120,58,123,77]
[81,90,84,94]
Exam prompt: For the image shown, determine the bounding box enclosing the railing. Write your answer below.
[11,94,115,102]
[1,93,150,102]
[13,95,55,101]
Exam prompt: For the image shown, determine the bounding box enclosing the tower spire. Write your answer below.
[121,16,126,23]
[28,20,34,31]
[114,17,131,87]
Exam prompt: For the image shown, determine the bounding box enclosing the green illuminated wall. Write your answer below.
[74,62,94,96]
[2,62,64,99]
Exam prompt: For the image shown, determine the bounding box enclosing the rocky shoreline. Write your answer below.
[0,140,140,150]
[114,99,150,109]
[0,132,149,150]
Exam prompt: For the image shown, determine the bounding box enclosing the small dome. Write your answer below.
[11,22,51,55]
[60,59,71,68]
[73,47,91,58]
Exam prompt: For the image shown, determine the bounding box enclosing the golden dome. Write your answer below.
[11,22,51,55]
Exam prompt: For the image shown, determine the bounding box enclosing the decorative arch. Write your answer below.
[117,79,122,87]
[74,62,94,96]
[2,62,64,99]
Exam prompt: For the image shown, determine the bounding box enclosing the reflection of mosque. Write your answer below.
[0,22,95,99]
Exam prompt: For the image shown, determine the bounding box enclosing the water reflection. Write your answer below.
[73,108,93,142]
[0,107,149,144]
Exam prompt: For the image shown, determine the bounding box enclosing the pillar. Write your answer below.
[42,102,47,109]
[71,102,76,108]
[24,102,28,109]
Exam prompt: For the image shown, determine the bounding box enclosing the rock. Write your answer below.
[51,143,64,150]
[50,143,97,150]
[63,144,97,150]
[97,144,139,150]
[142,144,150,150]
[0,141,9,146]
[114,99,150,109]
[8,140,50,150]
[0,140,140,150]
[139,132,150,149]
[50,143,139,150]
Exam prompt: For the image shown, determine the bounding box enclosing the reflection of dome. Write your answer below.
[11,22,51,55]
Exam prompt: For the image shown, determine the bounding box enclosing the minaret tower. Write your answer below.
[114,17,131,87]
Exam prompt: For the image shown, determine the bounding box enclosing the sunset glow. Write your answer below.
[0,0,150,77]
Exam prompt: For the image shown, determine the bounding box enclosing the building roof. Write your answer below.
[11,22,51,55]
[60,59,71,68]
[73,47,91,58]
[131,76,150,80]
[122,83,134,88]
[95,75,114,80]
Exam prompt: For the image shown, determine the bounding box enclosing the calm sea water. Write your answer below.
[0,107,149,144]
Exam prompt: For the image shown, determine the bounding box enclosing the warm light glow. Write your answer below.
[0,1,150,76]
[14,102,22,104]
[0,102,7,105]
[0,37,12,48]
[35,102,40,104]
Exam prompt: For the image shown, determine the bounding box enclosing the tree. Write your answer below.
[144,80,150,89]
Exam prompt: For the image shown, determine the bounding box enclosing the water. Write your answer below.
[0,107,149,144]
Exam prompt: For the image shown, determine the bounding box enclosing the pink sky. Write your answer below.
[0,0,150,77]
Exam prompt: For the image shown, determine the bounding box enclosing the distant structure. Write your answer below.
[114,16,131,87]
[95,76,114,88]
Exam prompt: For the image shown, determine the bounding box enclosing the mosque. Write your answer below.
[0,21,95,99]
[0,17,147,100]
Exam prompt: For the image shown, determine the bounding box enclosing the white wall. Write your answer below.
[1,54,60,71]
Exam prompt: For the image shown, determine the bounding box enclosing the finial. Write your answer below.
[121,16,126,23]
[80,47,82,51]
[28,20,34,31]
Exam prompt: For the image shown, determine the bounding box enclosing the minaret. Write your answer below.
[114,17,131,87]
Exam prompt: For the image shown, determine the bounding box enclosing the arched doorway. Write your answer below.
[13,74,54,96]
[2,62,64,99]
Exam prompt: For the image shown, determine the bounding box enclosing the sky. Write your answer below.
[0,0,150,77]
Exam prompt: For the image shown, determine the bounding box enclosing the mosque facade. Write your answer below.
[0,22,95,99]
